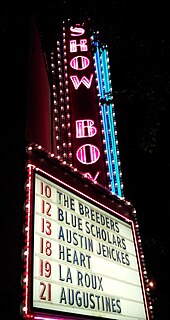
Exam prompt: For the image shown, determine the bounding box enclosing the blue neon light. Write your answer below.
[93,42,104,98]
[92,36,123,197]
[101,104,116,193]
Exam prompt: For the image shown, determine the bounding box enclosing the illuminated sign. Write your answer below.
[23,160,150,320]
[52,19,124,196]
[65,22,108,187]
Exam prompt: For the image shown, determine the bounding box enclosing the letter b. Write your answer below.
[58,208,64,221]
[76,120,97,138]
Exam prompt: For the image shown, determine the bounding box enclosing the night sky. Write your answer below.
[2,1,169,319]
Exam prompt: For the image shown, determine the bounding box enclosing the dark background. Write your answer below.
[2,1,169,319]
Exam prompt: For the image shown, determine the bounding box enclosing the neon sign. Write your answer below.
[52,19,124,195]
[76,144,100,165]
[76,120,97,138]
[65,22,108,186]
[70,74,94,89]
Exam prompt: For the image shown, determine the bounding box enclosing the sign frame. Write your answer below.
[21,146,151,320]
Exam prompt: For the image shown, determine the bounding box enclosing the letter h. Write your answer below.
[70,39,88,52]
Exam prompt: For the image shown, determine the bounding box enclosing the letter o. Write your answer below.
[70,56,90,70]
[76,144,100,164]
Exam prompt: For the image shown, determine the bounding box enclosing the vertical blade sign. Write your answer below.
[65,21,108,187]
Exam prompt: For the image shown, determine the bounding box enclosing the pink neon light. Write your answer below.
[83,171,100,181]
[76,144,100,164]
[34,316,65,320]
[70,26,85,36]
[70,39,88,52]
[70,74,93,89]
[76,119,97,138]
[70,56,89,70]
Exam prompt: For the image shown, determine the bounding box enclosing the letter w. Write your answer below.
[70,74,93,90]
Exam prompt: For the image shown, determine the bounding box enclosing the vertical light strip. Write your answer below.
[22,162,34,317]
[101,48,123,196]
[101,49,122,196]
[101,49,110,95]
[93,42,115,191]
[93,35,123,197]
[93,42,104,98]
[62,22,73,167]
[101,105,116,193]
[51,50,60,158]
[93,42,112,189]
[107,103,122,195]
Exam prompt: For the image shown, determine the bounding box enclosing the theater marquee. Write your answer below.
[22,151,150,320]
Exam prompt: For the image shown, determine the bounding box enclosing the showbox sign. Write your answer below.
[52,19,124,196]
[59,21,109,187]
[66,23,107,185]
